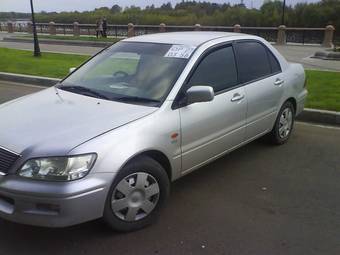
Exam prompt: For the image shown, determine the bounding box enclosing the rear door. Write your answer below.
[234,40,284,140]
[178,44,247,173]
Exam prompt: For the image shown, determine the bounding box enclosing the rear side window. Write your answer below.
[187,45,238,93]
[268,50,281,73]
[235,41,271,83]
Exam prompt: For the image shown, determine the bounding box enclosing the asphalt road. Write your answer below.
[0,81,42,104]
[0,81,340,255]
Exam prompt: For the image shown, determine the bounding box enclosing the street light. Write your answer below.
[281,0,286,25]
[30,0,41,57]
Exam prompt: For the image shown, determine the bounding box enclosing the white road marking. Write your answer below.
[296,121,340,130]
[14,48,94,56]
[0,81,46,89]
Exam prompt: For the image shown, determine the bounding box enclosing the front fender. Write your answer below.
[68,104,182,180]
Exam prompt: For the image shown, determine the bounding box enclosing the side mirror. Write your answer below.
[185,86,214,105]
[69,67,76,73]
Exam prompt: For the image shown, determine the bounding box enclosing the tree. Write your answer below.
[111,4,122,14]
[145,4,155,10]
[160,2,172,11]
[32,0,340,30]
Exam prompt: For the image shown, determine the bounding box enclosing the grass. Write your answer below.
[305,70,340,111]
[22,34,121,43]
[0,47,339,111]
[0,48,89,78]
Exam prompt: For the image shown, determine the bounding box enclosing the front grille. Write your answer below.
[0,147,20,175]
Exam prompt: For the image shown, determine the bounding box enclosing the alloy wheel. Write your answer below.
[278,107,293,139]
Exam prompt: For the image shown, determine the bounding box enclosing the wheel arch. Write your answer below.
[121,150,172,182]
[285,97,297,114]
[272,97,297,131]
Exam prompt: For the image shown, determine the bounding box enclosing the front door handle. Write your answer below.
[231,93,245,102]
[274,78,284,86]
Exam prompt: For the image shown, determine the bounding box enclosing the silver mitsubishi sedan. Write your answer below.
[0,32,307,232]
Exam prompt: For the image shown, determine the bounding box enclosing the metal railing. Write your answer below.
[2,22,335,46]
[285,27,325,44]
[0,22,8,32]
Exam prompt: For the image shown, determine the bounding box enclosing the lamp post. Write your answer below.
[281,0,286,25]
[30,0,41,57]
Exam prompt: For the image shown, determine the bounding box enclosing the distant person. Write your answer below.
[96,19,103,38]
[102,18,108,38]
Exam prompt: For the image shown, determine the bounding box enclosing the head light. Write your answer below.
[18,154,97,181]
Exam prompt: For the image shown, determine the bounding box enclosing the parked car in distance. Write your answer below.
[0,32,307,232]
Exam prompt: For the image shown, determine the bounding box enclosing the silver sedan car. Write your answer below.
[0,32,307,232]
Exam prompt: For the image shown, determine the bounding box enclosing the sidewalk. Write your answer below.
[0,32,101,55]
[275,44,340,72]
[1,32,340,71]
[0,41,101,56]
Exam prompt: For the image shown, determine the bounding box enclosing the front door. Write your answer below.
[179,44,247,173]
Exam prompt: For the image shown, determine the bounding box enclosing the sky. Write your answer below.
[1,0,321,12]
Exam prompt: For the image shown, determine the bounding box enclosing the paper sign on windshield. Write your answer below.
[164,45,196,59]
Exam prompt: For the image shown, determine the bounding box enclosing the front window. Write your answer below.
[59,42,190,106]
[187,45,238,93]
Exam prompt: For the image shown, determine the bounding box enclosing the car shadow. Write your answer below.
[0,138,276,254]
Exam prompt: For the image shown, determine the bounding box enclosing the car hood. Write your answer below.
[0,87,157,156]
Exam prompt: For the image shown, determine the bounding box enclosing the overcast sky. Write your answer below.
[1,0,320,12]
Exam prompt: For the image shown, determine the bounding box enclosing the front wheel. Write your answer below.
[268,101,295,145]
[103,156,170,232]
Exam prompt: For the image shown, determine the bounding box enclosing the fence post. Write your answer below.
[233,24,241,33]
[277,25,286,45]
[127,23,135,37]
[7,22,14,33]
[159,23,166,33]
[49,21,56,35]
[322,25,335,48]
[27,21,33,34]
[194,24,201,31]
[73,22,80,36]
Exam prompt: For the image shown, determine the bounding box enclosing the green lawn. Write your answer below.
[0,47,339,111]
[0,48,89,78]
[22,34,121,43]
[305,70,340,111]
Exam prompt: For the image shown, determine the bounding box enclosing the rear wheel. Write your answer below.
[103,156,170,232]
[268,101,295,145]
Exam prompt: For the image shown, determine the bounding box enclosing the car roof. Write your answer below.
[123,31,246,46]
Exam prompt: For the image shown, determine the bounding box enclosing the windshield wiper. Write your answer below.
[58,85,110,100]
[114,96,161,105]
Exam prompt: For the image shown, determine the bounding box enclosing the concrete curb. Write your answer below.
[0,73,339,126]
[297,108,340,126]
[0,72,60,87]
[313,50,340,61]
[3,37,113,48]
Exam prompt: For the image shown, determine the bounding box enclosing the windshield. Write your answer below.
[59,42,191,106]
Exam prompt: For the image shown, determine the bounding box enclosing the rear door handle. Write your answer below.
[231,93,245,102]
[274,79,284,86]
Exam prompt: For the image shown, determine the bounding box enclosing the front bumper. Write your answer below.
[0,173,113,227]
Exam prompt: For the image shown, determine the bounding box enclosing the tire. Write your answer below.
[103,156,170,232]
[268,101,295,145]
